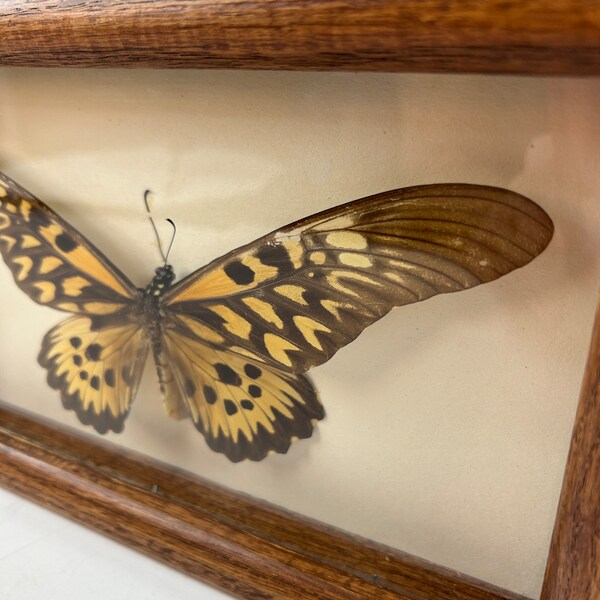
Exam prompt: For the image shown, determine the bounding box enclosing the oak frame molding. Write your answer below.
[0,401,530,600]
[0,0,599,74]
[0,1,598,598]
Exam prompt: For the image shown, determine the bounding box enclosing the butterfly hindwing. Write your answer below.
[0,172,137,315]
[163,184,554,373]
[39,314,149,434]
[161,316,324,462]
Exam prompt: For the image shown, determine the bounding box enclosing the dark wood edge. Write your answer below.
[0,401,528,600]
[541,294,600,599]
[0,0,599,74]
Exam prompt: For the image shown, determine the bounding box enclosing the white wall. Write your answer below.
[0,68,598,598]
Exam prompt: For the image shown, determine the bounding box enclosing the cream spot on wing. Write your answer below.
[292,316,331,351]
[19,199,32,221]
[0,213,9,229]
[377,247,403,257]
[270,400,293,420]
[388,259,437,275]
[326,270,381,297]
[242,254,278,283]
[209,304,252,339]
[39,256,63,274]
[62,275,92,297]
[264,333,299,366]
[176,314,226,344]
[5,202,16,214]
[320,299,349,320]
[83,302,126,315]
[242,297,284,329]
[309,251,326,265]
[228,346,265,362]
[325,231,367,250]
[338,252,373,268]
[311,214,355,232]
[20,234,41,249]
[33,281,56,303]
[0,234,16,251]
[12,255,33,281]
[383,271,406,283]
[57,302,81,312]
[274,284,308,305]
[0,185,7,198]
[280,237,304,268]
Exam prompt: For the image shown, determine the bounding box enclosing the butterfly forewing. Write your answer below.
[162,184,554,373]
[0,172,137,314]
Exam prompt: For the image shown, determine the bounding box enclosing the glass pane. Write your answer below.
[0,68,598,598]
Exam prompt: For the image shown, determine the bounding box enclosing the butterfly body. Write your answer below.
[140,264,176,356]
[137,263,171,394]
[0,172,553,461]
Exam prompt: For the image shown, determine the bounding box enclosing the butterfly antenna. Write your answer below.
[163,218,177,266]
[144,190,167,263]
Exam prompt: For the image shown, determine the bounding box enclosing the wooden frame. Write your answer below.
[0,0,599,74]
[0,2,598,599]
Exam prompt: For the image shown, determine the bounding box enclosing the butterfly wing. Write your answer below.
[0,172,147,432]
[162,184,554,373]
[0,174,554,460]
[39,314,149,433]
[160,315,323,462]
[0,172,138,314]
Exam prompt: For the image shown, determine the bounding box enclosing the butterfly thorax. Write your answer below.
[140,264,176,348]
[143,264,176,301]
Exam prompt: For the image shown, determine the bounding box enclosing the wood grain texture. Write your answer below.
[541,296,600,599]
[0,0,598,74]
[0,401,529,600]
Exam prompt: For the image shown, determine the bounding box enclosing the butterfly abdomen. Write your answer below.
[141,263,189,420]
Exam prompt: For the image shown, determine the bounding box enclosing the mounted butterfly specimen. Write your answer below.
[0,172,553,461]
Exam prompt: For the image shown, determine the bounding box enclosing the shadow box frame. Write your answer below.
[0,2,598,599]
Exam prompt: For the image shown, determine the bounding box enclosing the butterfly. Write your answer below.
[0,171,553,461]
